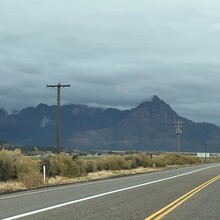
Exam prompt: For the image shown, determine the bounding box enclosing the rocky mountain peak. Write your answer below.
[133,95,178,124]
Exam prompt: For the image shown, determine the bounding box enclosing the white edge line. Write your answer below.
[1,167,166,200]
[3,164,220,220]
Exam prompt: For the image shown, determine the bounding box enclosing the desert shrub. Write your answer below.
[152,157,167,167]
[75,159,87,174]
[125,155,139,168]
[96,159,105,171]
[105,156,120,170]
[97,154,153,171]
[153,154,184,166]
[0,149,22,181]
[125,154,152,168]
[83,160,97,173]
[102,156,123,171]
[48,155,80,178]
[139,154,152,167]
[120,159,132,170]
[130,158,138,168]
[152,154,201,167]
[0,150,43,187]
[184,156,201,164]
[163,154,186,165]
[202,157,220,164]
[72,154,78,160]
[18,156,43,187]
[165,154,201,165]
[41,156,50,169]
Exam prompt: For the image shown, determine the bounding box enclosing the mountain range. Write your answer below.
[0,95,220,152]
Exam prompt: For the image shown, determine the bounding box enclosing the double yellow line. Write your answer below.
[145,175,220,220]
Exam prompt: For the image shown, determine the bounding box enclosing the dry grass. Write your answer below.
[0,167,160,193]
[0,181,26,193]
[47,167,160,185]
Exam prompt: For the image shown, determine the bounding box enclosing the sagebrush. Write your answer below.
[0,150,204,189]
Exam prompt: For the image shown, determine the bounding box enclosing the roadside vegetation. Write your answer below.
[0,149,217,193]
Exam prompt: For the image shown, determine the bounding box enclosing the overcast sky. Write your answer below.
[1,0,220,125]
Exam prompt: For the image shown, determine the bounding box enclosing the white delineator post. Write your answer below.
[43,165,46,184]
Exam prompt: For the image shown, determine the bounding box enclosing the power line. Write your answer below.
[47,83,70,154]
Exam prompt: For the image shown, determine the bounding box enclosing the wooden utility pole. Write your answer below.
[47,83,70,154]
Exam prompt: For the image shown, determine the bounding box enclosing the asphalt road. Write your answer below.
[1,163,220,220]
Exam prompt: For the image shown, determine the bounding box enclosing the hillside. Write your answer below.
[0,96,220,152]
[66,96,220,152]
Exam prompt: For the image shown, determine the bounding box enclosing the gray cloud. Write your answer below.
[1,0,220,124]
[40,116,50,128]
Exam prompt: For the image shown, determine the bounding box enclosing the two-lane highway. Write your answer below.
[1,163,220,219]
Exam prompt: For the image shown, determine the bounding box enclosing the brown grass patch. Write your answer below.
[47,167,160,185]
[0,181,26,193]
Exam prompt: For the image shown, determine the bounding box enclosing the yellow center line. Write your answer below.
[145,175,220,220]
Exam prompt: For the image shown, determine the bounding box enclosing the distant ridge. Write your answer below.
[0,96,220,152]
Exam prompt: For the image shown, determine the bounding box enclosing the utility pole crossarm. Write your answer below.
[47,84,70,88]
[47,82,70,154]
[173,119,184,154]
